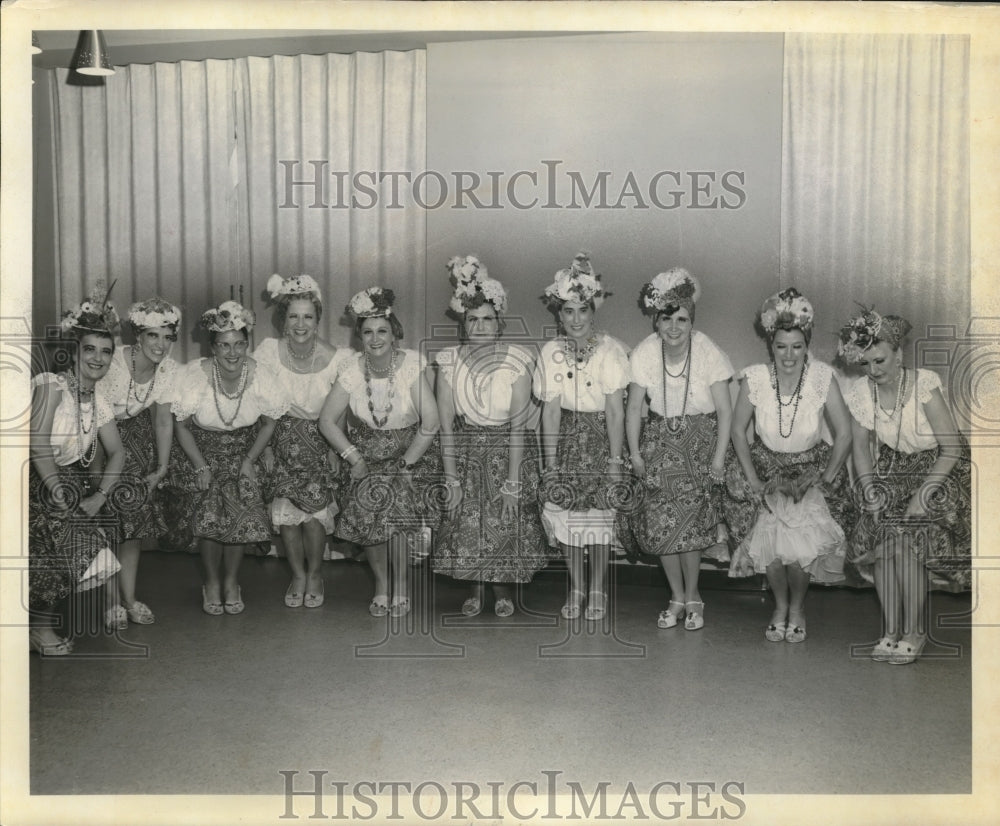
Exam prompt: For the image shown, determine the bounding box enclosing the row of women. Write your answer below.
[28,256,971,667]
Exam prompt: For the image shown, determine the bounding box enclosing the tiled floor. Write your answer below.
[29,552,971,796]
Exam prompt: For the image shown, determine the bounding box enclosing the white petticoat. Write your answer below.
[743,487,846,583]
[270,496,338,534]
[541,502,617,549]
[78,545,120,592]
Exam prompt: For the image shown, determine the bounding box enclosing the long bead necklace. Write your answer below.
[771,361,808,439]
[212,358,248,427]
[872,367,907,479]
[67,373,98,467]
[126,345,157,417]
[285,335,318,373]
[365,350,397,428]
[661,339,691,434]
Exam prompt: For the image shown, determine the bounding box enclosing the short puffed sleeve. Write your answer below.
[396,349,427,393]
[916,368,944,405]
[844,376,874,430]
[335,355,364,399]
[249,360,290,420]
[169,360,209,421]
[434,346,460,387]
[740,363,770,407]
[628,335,659,389]
[151,356,180,405]
[251,337,280,372]
[596,335,630,395]
[532,341,561,403]
[696,333,735,386]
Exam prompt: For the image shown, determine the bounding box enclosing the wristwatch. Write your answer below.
[397,458,415,471]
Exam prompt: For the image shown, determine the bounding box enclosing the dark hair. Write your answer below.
[354,313,404,341]
[654,303,696,326]
[208,327,250,347]
[68,328,116,366]
[275,292,323,331]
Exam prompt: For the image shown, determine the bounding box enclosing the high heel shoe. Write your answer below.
[889,637,926,665]
[684,600,705,631]
[657,600,685,629]
[284,581,304,608]
[223,587,245,615]
[389,595,411,618]
[202,586,224,616]
[785,611,807,643]
[104,605,127,632]
[871,636,898,662]
[584,591,607,622]
[560,590,586,620]
[303,581,325,609]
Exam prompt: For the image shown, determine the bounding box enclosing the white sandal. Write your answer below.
[657,600,685,629]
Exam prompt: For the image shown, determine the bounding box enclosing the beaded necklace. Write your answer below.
[562,332,600,382]
[285,335,318,373]
[212,358,249,427]
[771,361,808,439]
[661,339,691,434]
[67,373,98,467]
[125,345,158,417]
[871,367,907,479]
[365,350,397,428]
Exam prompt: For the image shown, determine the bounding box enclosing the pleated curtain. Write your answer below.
[780,34,970,362]
[45,50,425,361]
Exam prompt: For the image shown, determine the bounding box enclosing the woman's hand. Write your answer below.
[239,457,257,482]
[444,475,463,518]
[350,458,369,481]
[904,480,941,519]
[709,457,726,486]
[195,465,212,491]
[327,450,340,474]
[262,447,276,473]
[78,493,106,517]
[630,455,647,482]
[500,490,518,520]
[143,467,167,491]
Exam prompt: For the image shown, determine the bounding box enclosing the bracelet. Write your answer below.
[397,458,415,471]
[96,487,111,498]
[708,467,725,484]
[500,479,523,496]
[195,465,210,476]
[443,478,461,488]
[340,445,360,461]
[607,457,626,466]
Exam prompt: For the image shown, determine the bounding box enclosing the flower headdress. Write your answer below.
[639,268,701,315]
[758,287,814,335]
[266,273,323,304]
[837,306,912,364]
[199,300,255,333]
[128,296,181,331]
[346,287,395,320]
[60,279,121,336]
[446,255,508,316]
[542,252,611,310]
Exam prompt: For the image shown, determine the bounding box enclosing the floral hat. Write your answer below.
[542,252,611,309]
[266,273,322,304]
[758,287,814,335]
[837,306,912,364]
[639,268,701,315]
[60,280,121,336]
[200,300,255,333]
[346,286,395,320]
[128,296,181,330]
[447,255,508,316]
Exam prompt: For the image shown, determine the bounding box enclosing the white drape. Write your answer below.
[780,34,969,362]
[44,50,425,361]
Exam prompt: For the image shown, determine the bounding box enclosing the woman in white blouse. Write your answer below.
[838,309,970,665]
[97,297,180,627]
[534,253,628,622]
[171,301,285,616]
[319,287,440,618]
[623,269,733,631]
[257,274,346,609]
[431,256,548,617]
[29,290,125,654]
[726,288,853,643]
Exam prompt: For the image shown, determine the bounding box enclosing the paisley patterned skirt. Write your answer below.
[106,409,168,541]
[267,414,339,533]
[847,442,972,589]
[334,421,442,547]
[28,461,116,609]
[619,412,727,558]
[433,419,551,582]
[170,422,272,545]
